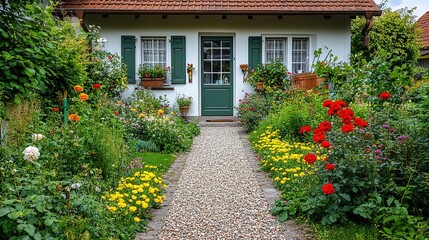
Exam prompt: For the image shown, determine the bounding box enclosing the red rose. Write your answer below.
[325,163,336,170]
[299,125,312,134]
[341,115,353,124]
[321,141,332,148]
[53,107,60,112]
[336,100,347,107]
[322,183,335,195]
[329,102,343,113]
[341,124,354,133]
[338,108,354,118]
[318,121,332,132]
[313,133,326,143]
[304,153,317,164]
[93,83,101,89]
[323,100,332,108]
[379,92,391,101]
[354,118,369,128]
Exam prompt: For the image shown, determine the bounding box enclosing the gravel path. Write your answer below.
[157,127,291,239]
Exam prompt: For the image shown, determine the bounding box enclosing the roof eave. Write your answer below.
[57,9,382,17]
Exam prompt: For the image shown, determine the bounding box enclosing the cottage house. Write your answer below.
[417,11,429,69]
[58,0,381,117]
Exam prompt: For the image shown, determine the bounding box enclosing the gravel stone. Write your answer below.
[157,127,294,239]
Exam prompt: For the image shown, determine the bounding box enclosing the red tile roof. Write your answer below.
[58,0,381,16]
[417,11,429,48]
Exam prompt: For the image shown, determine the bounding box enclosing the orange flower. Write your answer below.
[157,109,164,116]
[73,85,83,92]
[68,113,80,122]
[79,93,89,102]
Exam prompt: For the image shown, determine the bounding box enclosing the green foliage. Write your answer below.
[351,8,420,75]
[254,91,326,141]
[245,59,291,91]
[0,2,88,108]
[138,63,169,78]
[175,92,192,107]
[144,117,200,153]
[236,92,272,132]
[85,26,128,98]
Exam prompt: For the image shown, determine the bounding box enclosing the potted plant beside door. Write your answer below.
[176,93,192,117]
[138,64,170,88]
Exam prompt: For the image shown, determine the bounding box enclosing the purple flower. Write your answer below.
[374,150,382,154]
[382,124,390,129]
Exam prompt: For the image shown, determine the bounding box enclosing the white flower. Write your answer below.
[22,146,40,161]
[32,133,44,141]
[71,183,82,189]
[95,186,101,192]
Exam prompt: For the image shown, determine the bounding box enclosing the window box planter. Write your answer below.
[140,77,165,88]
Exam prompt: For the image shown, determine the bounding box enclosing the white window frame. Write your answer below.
[262,35,311,74]
[141,36,169,83]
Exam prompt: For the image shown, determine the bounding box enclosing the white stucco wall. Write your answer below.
[84,14,351,117]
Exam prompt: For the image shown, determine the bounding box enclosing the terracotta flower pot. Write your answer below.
[179,105,190,113]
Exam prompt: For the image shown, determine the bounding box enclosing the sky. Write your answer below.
[376,0,429,19]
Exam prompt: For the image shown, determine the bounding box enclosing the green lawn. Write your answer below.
[135,152,176,174]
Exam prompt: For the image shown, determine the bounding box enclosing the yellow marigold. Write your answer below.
[131,195,137,200]
[68,113,80,122]
[148,187,155,193]
[118,202,127,208]
[157,109,164,116]
[79,93,89,102]
[108,206,117,212]
[142,202,149,209]
[134,217,141,222]
[139,113,145,118]
[73,85,83,92]
[129,206,137,212]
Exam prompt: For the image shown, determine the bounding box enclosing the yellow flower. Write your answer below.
[139,113,145,118]
[142,202,149,209]
[157,109,164,116]
[129,206,137,212]
[131,195,137,200]
[130,108,136,112]
[134,217,141,222]
[108,206,117,212]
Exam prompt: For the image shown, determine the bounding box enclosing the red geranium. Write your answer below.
[299,125,312,134]
[318,121,332,132]
[341,124,354,133]
[322,99,332,108]
[93,83,101,89]
[353,118,368,128]
[52,107,60,112]
[325,163,336,171]
[320,141,332,148]
[379,92,392,101]
[322,183,335,195]
[313,133,326,143]
[304,153,317,164]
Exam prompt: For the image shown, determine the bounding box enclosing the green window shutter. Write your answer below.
[121,36,136,84]
[248,36,262,70]
[171,36,186,84]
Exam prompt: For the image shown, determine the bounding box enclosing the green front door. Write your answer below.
[201,37,233,116]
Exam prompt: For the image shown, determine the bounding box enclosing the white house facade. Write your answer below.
[58,0,381,117]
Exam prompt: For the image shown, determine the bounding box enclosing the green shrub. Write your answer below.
[236,92,271,132]
[254,91,325,141]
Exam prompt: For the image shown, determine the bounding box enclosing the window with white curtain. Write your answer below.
[263,36,310,73]
[141,37,167,67]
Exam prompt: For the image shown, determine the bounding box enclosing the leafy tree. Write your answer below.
[0,1,87,113]
[351,7,421,75]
